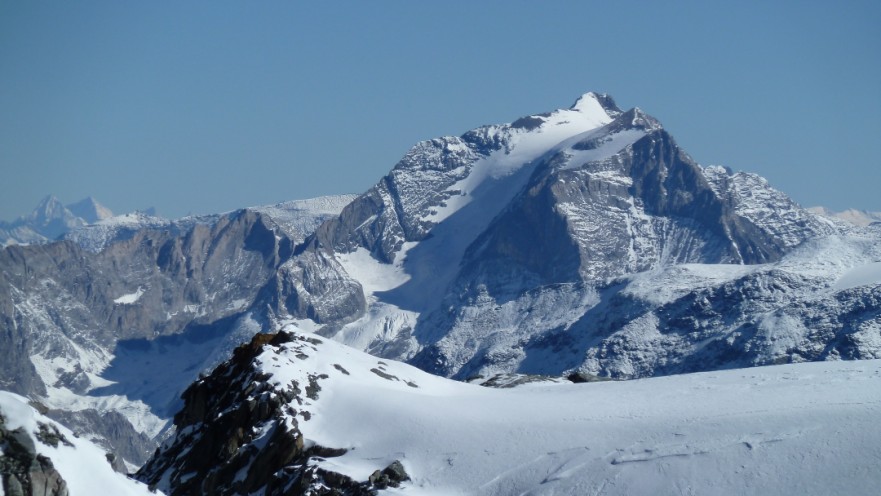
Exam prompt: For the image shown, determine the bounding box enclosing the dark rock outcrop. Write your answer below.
[137,332,403,495]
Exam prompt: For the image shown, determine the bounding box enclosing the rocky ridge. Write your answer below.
[136,331,409,496]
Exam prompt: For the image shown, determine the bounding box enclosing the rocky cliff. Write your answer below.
[0,198,352,466]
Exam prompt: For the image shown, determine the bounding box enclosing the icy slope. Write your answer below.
[250,194,359,244]
[140,329,881,496]
[0,391,158,495]
[808,206,881,227]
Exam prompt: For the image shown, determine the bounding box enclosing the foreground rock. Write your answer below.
[137,332,408,495]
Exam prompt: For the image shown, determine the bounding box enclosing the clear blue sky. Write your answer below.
[1,1,879,220]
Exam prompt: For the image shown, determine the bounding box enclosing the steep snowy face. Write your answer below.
[312,92,620,263]
[277,93,636,348]
[449,108,836,299]
[139,329,881,496]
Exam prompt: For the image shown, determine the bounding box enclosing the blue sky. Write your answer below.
[1,1,879,219]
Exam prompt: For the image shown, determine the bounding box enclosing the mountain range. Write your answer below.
[1,92,879,494]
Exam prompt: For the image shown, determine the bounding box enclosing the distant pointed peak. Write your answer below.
[31,195,65,218]
[67,196,114,223]
[570,92,622,117]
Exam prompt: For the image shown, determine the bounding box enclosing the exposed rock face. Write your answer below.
[44,409,154,469]
[0,209,289,393]
[0,199,352,466]
[137,332,407,496]
[267,250,366,327]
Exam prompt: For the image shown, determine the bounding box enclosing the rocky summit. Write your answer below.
[136,331,411,496]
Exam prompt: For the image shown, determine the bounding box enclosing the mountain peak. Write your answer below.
[28,195,67,223]
[570,92,621,118]
[67,197,114,224]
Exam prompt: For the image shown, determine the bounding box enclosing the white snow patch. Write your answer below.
[558,129,647,170]
[113,287,145,305]
[624,263,761,306]
[833,261,881,292]
[337,245,413,296]
[225,298,250,312]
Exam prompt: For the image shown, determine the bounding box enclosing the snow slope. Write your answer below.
[808,206,881,227]
[335,92,620,310]
[0,391,159,495]
[250,194,358,244]
[148,328,881,495]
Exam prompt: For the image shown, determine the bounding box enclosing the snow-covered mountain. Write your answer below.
[0,196,114,246]
[138,328,881,495]
[0,391,157,495]
[273,92,878,380]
